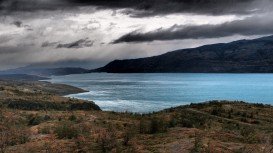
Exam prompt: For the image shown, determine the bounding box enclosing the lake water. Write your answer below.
[50,73,273,113]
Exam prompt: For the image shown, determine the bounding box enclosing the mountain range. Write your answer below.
[95,35,273,73]
[0,66,88,76]
[3,35,273,75]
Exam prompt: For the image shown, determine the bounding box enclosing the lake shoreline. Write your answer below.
[49,73,273,113]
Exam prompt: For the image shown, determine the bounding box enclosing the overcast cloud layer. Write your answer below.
[0,0,262,15]
[0,0,273,70]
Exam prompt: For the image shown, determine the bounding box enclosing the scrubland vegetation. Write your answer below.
[1,80,273,152]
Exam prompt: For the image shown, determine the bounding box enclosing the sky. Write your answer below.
[1,0,273,70]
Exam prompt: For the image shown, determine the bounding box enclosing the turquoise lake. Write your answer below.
[50,73,273,113]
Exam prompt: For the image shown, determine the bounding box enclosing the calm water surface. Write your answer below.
[50,73,273,113]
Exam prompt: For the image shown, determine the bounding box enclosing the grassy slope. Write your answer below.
[1,81,273,152]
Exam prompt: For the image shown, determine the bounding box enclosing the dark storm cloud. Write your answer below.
[41,41,59,48]
[68,0,260,16]
[11,20,33,31]
[0,0,68,13]
[113,15,273,43]
[56,38,94,49]
[13,21,22,27]
[0,0,264,16]
[42,38,94,49]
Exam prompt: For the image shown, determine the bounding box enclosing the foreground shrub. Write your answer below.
[240,127,258,143]
[55,121,79,139]
[0,126,30,153]
[38,125,52,134]
[190,132,204,153]
[97,129,117,153]
[28,116,44,126]
[139,118,168,134]
[69,114,77,122]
